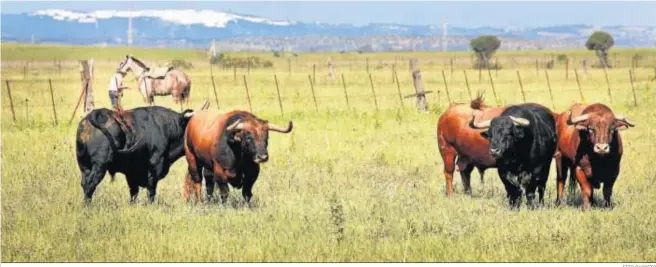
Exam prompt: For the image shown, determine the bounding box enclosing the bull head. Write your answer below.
[567,110,635,155]
[227,117,293,163]
[469,115,530,158]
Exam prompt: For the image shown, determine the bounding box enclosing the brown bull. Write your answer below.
[183,110,293,205]
[554,103,635,210]
[436,95,506,196]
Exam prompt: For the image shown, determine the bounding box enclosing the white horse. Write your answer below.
[117,55,192,107]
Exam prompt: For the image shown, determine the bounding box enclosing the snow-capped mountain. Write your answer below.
[1,9,655,52]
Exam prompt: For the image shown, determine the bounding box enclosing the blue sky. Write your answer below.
[2,1,655,28]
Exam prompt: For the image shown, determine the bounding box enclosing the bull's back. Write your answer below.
[437,104,498,167]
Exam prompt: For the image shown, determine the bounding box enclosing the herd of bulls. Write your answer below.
[438,95,634,210]
[75,94,634,211]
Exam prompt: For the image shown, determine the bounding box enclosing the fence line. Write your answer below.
[2,66,653,126]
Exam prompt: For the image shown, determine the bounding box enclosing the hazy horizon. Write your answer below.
[2,1,655,28]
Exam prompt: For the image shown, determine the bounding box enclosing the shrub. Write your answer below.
[220,56,274,69]
[209,53,225,65]
[170,59,193,69]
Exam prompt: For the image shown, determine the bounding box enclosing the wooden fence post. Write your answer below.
[408,69,430,112]
[410,58,418,75]
[48,79,58,125]
[394,70,404,108]
[602,67,613,104]
[516,70,527,103]
[368,73,379,113]
[70,59,93,124]
[392,64,396,84]
[79,59,94,114]
[274,74,284,115]
[308,74,318,112]
[450,58,454,80]
[629,70,638,106]
[441,70,452,104]
[341,74,350,110]
[210,70,220,109]
[5,80,16,123]
[488,68,498,103]
[242,75,253,112]
[463,70,472,100]
[574,68,585,102]
[478,65,482,82]
[544,70,556,110]
[565,58,569,80]
[535,59,539,75]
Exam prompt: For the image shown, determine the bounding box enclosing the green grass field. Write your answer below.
[2,43,656,262]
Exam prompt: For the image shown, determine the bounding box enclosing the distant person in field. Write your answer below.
[108,71,128,108]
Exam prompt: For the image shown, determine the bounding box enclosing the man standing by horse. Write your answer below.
[108,70,129,109]
[116,55,192,109]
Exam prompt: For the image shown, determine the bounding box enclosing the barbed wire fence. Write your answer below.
[2,56,656,127]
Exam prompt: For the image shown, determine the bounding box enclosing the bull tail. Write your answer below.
[87,110,123,152]
[470,92,487,110]
[87,109,140,154]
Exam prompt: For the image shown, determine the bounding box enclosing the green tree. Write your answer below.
[470,35,501,69]
[585,31,614,68]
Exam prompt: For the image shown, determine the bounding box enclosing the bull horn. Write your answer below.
[269,121,293,133]
[509,116,530,127]
[198,99,210,110]
[183,111,194,118]
[226,119,244,132]
[567,112,589,125]
[615,115,635,127]
[468,115,491,130]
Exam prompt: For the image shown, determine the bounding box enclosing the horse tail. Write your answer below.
[176,72,191,105]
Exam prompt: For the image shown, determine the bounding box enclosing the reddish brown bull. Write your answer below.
[555,103,635,210]
[436,95,506,196]
[183,110,293,205]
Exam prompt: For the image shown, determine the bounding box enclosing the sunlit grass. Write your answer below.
[2,44,656,262]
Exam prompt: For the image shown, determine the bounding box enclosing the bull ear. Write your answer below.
[616,121,631,131]
[615,116,634,131]
[480,131,490,139]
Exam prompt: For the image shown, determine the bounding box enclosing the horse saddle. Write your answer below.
[146,67,173,79]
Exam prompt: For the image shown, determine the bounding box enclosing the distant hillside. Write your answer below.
[1,9,655,52]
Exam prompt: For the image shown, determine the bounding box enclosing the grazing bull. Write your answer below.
[183,110,293,205]
[437,94,506,196]
[75,100,209,204]
[554,103,634,210]
[469,103,557,209]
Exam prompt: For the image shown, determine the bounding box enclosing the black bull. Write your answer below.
[75,101,208,204]
[469,103,557,209]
